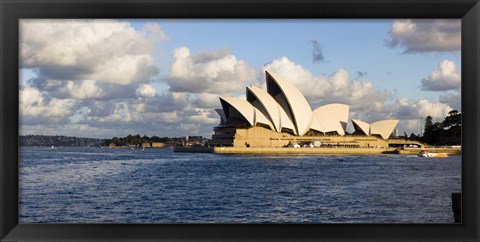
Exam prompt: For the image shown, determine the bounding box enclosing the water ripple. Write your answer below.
[19,147,461,223]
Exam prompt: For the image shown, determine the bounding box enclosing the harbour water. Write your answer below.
[19,146,461,223]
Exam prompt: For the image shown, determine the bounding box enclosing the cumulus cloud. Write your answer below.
[19,20,228,138]
[415,98,454,119]
[132,91,190,113]
[386,19,461,53]
[19,19,459,138]
[184,108,219,125]
[83,101,116,118]
[29,78,137,100]
[421,60,461,91]
[377,97,454,136]
[391,97,453,120]
[165,47,257,94]
[310,39,325,63]
[20,86,77,124]
[20,19,163,84]
[193,92,222,108]
[136,84,157,98]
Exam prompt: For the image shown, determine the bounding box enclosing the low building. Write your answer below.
[151,142,167,148]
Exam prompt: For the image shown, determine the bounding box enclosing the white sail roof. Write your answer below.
[313,116,345,135]
[312,104,349,135]
[219,97,273,129]
[370,120,399,139]
[246,86,295,133]
[266,70,312,136]
[254,108,275,130]
[309,116,325,133]
[313,104,349,131]
[351,119,399,139]
[351,119,370,136]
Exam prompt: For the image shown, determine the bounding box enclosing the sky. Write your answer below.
[19,19,461,138]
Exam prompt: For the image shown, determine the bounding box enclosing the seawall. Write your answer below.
[173,146,213,153]
[395,147,461,155]
[174,146,398,155]
[174,146,462,155]
[212,147,397,155]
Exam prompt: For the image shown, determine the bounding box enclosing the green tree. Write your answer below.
[443,110,461,137]
[409,133,421,141]
[424,116,433,132]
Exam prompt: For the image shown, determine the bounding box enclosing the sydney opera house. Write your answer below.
[211,70,403,148]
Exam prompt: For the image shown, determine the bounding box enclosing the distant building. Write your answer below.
[211,70,400,148]
[141,142,151,148]
[108,143,116,148]
[151,142,167,148]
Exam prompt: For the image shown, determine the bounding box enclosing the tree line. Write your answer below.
[102,134,168,147]
[406,110,461,145]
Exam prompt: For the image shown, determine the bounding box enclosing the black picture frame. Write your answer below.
[1,0,478,241]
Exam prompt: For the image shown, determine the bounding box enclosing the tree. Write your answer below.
[409,133,421,141]
[443,110,461,137]
[420,112,461,145]
[424,116,433,131]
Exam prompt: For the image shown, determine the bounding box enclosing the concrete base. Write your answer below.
[212,147,398,154]
[174,146,461,155]
[395,147,461,155]
[174,146,401,155]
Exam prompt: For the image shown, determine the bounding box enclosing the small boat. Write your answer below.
[418,149,448,158]
[287,142,301,148]
[51,145,54,149]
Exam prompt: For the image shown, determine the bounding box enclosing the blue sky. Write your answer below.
[19,19,461,138]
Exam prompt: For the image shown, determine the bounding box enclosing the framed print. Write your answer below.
[1,0,479,241]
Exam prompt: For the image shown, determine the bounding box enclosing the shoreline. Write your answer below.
[174,146,461,155]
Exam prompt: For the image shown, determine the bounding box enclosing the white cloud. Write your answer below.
[415,98,453,119]
[166,47,257,94]
[20,19,163,84]
[185,108,219,125]
[29,78,137,100]
[386,97,455,135]
[136,84,157,98]
[63,80,105,99]
[387,19,461,53]
[194,92,222,108]
[421,60,461,91]
[88,103,139,123]
[132,91,190,113]
[20,86,77,123]
[391,97,452,120]
[19,18,461,138]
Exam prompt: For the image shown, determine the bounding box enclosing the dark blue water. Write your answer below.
[19,147,461,223]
